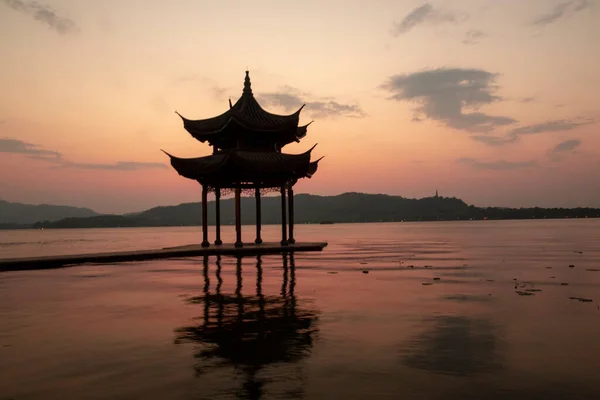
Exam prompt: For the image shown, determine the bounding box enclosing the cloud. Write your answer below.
[2,0,78,35]
[53,161,168,171]
[550,139,582,153]
[463,30,486,45]
[1,138,166,170]
[258,86,366,119]
[547,139,582,161]
[469,135,518,146]
[172,74,229,101]
[457,157,537,171]
[380,68,517,132]
[391,3,467,36]
[0,138,62,158]
[509,118,594,136]
[471,117,595,147]
[531,0,590,27]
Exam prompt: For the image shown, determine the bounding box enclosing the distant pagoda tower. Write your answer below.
[163,71,323,248]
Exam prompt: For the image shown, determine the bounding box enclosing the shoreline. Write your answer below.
[2,215,599,231]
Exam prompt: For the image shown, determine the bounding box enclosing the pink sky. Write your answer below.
[1,0,599,214]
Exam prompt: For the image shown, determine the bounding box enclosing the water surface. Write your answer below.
[1,220,600,399]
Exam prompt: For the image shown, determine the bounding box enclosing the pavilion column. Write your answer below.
[287,185,295,244]
[280,185,288,246]
[214,188,222,245]
[201,185,209,247]
[234,187,243,248]
[254,187,263,244]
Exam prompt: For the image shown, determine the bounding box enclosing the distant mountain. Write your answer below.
[0,199,100,225]
[23,192,600,230]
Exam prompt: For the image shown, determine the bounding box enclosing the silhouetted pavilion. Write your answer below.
[163,71,323,248]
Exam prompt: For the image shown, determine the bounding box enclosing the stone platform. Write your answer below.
[0,242,328,272]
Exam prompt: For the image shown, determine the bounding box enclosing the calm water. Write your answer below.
[1,220,600,399]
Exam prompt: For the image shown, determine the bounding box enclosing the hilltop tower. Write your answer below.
[163,71,323,248]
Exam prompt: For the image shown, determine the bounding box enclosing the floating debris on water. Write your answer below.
[362,270,369,274]
[486,279,494,282]
[516,290,535,296]
[550,276,556,279]
[424,265,432,268]
[526,288,542,292]
[433,277,441,281]
[422,282,433,286]
[569,264,575,268]
[569,297,593,303]
[586,269,600,272]
[560,283,569,286]
[546,266,553,269]
[360,262,367,265]
[327,271,338,274]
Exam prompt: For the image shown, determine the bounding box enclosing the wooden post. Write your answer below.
[235,187,243,248]
[201,185,209,247]
[288,185,295,244]
[214,188,222,245]
[255,187,262,244]
[280,185,288,246]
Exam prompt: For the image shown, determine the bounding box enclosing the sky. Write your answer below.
[1,0,599,214]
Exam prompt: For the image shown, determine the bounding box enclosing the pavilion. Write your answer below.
[163,71,323,248]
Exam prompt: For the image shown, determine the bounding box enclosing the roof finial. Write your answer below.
[243,70,252,95]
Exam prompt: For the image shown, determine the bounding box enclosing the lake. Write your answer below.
[1,220,600,399]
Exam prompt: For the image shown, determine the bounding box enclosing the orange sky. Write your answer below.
[1,0,599,213]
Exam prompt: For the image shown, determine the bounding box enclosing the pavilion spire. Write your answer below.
[243,70,252,95]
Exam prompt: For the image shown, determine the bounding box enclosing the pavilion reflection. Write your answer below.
[174,254,319,399]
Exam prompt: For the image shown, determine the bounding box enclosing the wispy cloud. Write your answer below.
[0,138,62,158]
[457,158,537,171]
[258,86,366,119]
[1,138,166,170]
[471,117,595,147]
[463,30,486,45]
[532,0,591,27]
[52,161,168,171]
[172,74,229,102]
[2,0,78,35]
[550,139,582,153]
[469,135,518,146]
[380,68,516,132]
[547,139,582,161]
[509,118,594,136]
[391,3,467,36]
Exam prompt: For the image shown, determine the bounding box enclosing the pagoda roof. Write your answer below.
[176,71,309,148]
[162,146,322,189]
